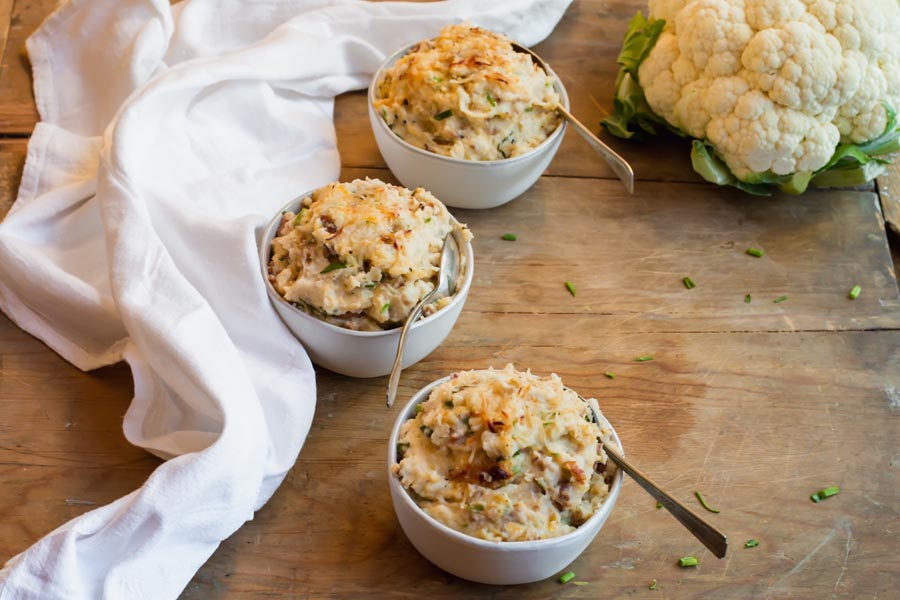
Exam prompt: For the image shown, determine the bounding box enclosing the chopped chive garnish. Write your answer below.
[849,285,861,299]
[649,579,658,590]
[486,93,497,107]
[501,233,517,241]
[635,355,654,362]
[565,281,576,297]
[293,208,307,225]
[810,485,840,503]
[424,217,432,223]
[444,400,453,408]
[320,261,347,274]
[656,501,663,509]
[744,294,752,304]
[434,109,453,121]
[605,371,616,379]
[678,557,699,568]
[746,248,764,257]
[683,277,696,289]
[415,403,423,415]
[381,108,387,119]
[524,105,534,112]
[744,539,760,548]
[559,571,576,584]
[774,296,788,303]
[470,503,484,511]
[364,282,377,288]
[380,303,390,314]
[695,491,720,513]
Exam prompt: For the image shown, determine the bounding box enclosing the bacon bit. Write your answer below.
[320,215,337,234]
[594,461,608,474]
[488,465,510,481]
[381,235,392,244]
[566,461,587,482]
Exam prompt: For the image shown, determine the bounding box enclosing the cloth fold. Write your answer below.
[0,0,572,597]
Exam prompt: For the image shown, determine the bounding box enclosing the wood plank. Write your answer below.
[0,0,13,69]
[0,0,39,133]
[0,138,25,219]
[341,167,900,333]
[2,322,897,597]
[177,330,899,598]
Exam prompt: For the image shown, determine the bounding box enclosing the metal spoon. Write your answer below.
[386,233,460,408]
[512,43,635,194]
[583,398,728,558]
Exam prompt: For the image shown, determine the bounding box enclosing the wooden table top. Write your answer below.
[2,1,899,598]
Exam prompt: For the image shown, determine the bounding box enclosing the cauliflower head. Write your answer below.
[604,0,900,194]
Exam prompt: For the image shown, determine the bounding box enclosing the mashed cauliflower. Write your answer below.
[268,178,469,331]
[392,365,618,542]
[374,24,562,161]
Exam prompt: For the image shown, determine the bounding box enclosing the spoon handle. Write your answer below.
[557,105,635,194]
[385,291,434,407]
[603,442,728,558]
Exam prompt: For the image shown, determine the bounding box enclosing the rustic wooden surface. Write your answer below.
[1,1,899,599]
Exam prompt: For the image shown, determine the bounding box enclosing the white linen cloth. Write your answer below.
[0,0,572,597]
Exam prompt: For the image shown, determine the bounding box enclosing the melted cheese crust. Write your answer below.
[374,24,562,161]
[268,178,469,331]
[392,365,618,542]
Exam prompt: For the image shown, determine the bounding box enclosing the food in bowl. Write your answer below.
[267,178,470,331]
[373,24,562,161]
[392,365,618,542]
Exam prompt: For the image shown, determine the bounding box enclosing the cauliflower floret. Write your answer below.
[639,0,900,179]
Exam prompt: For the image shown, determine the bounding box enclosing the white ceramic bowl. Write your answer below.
[388,376,624,584]
[258,193,474,378]
[368,42,569,210]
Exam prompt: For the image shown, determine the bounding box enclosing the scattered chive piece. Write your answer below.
[849,285,861,300]
[683,277,696,289]
[744,294,752,304]
[649,579,658,590]
[364,282,377,289]
[678,557,699,568]
[810,486,840,503]
[565,281,576,297]
[744,539,760,548]
[746,248,764,257]
[320,261,347,274]
[380,303,390,314]
[486,93,497,107]
[381,108,387,119]
[656,501,663,509]
[774,296,788,303]
[605,371,616,379]
[695,491,721,513]
[559,572,576,584]
[424,217,432,223]
[415,403,423,415]
[501,233,517,241]
[434,109,453,120]
[635,355,654,362]
[293,208,308,225]
[470,503,484,511]
[524,105,534,112]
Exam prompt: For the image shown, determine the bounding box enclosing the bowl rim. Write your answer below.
[388,373,625,550]
[258,188,475,339]
[368,37,571,168]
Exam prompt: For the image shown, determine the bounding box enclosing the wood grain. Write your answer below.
[0,0,899,599]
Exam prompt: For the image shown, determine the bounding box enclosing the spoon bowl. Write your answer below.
[386,233,461,406]
[511,43,635,194]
